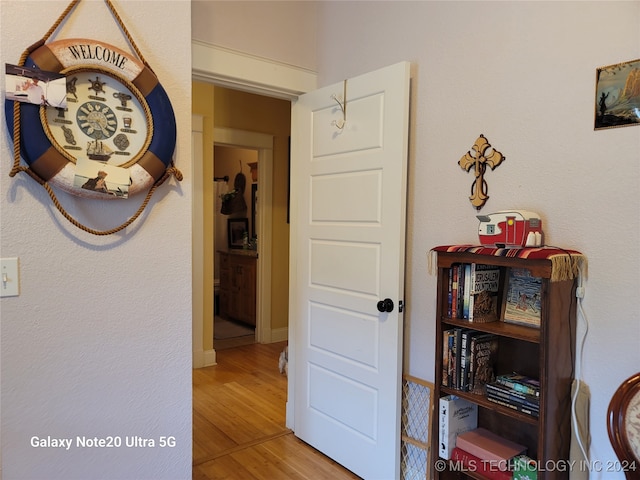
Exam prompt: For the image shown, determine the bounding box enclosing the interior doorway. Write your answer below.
[213,144,260,350]
[213,126,276,349]
[192,40,315,472]
[192,40,314,367]
[192,83,292,369]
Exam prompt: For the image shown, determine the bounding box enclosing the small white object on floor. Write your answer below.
[278,346,288,376]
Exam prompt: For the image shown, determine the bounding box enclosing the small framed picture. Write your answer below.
[503,268,542,328]
[594,58,640,130]
[228,218,248,249]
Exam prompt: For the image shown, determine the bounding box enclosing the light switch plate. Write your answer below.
[1,257,20,297]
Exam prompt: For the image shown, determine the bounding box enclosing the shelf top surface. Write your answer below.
[432,245,585,281]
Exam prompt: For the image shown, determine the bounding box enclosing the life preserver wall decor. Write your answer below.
[4,0,182,235]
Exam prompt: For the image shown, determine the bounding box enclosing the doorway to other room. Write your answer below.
[213,145,258,350]
[192,82,292,363]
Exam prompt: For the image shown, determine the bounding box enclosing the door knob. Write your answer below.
[377,298,394,313]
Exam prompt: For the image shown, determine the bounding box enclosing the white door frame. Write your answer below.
[192,114,212,368]
[191,41,317,368]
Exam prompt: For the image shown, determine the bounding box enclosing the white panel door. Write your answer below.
[289,62,411,479]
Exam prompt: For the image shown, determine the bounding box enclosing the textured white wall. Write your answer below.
[314,1,639,478]
[0,1,192,479]
[192,0,318,71]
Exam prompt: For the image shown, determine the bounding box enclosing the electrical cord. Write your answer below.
[571,261,590,464]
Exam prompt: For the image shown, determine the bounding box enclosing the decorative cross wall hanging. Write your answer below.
[458,134,505,210]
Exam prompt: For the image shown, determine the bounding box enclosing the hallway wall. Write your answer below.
[0,1,193,478]
[191,0,318,71]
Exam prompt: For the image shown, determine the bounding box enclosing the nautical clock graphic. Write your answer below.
[76,100,117,158]
[44,69,149,167]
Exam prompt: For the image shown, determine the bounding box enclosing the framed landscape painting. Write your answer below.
[594,58,640,130]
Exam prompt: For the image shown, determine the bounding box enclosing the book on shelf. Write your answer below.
[469,264,501,323]
[452,328,462,389]
[451,264,460,319]
[447,267,454,318]
[455,427,527,468]
[459,329,474,392]
[445,328,468,390]
[485,381,540,417]
[503,268,542,327]
[469,334,499,395]
[442,329,451,387]
[485,382,540,417]
[485,381,540,406]
[486,395,540,417]
[462,264,471,319]
[443,328,485,391]
[495,372,540,397]
[450,447,513,480]
[442,328,456,389]
[448,264,468,319]
[513,455,538,480]
[444,329,456,388]
[446,263,502,322]
[438,395,478,460]
[460,330,491,392]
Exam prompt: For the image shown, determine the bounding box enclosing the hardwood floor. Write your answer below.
[193,341,361,480]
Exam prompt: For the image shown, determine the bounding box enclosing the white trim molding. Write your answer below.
[192,114,215,368]
[192,40,317,100]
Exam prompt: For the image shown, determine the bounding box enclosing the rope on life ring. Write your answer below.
[5,0,182,236]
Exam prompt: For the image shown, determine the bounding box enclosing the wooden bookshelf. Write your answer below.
[432,248,579,480]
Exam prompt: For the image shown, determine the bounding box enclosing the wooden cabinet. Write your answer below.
[431,247,583,480]
[219,251,257,326]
